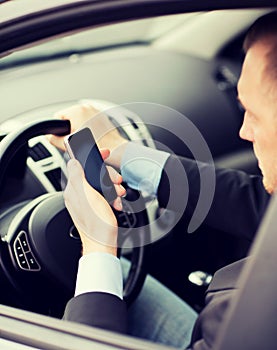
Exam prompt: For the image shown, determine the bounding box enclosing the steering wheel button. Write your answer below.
[18,257,29,270]
[25,252,40,271]
[14,240,23,253]
[19,232,30,253]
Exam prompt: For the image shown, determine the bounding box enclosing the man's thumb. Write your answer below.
[67,159,83,178]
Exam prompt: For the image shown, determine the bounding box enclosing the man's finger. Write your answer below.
[100,148,110,161]
[46,134,66,151]
[106,165,122,185]
[114,184,126,197]
[113,197,123,211]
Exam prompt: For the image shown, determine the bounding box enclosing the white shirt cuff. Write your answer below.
[75,252,123,300]
[121,142,170,196]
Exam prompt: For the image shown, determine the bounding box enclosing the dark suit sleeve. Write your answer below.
[63,292,127,334]
[158,155,270,241]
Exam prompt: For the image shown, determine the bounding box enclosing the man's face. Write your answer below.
[238,40,277,194]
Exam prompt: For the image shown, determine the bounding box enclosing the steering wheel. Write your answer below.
[0,119,150,315]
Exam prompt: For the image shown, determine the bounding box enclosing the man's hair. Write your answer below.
[243,11,277,51]
[243,11,277,89]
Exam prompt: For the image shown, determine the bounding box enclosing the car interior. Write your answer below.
[0,2,276,349]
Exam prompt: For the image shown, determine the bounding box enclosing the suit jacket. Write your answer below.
[63,155,270,348]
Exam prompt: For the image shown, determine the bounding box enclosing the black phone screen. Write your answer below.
[66,127,117,203]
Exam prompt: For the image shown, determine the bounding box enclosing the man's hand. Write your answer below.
[63,149,126,257]
[48,103,128,168]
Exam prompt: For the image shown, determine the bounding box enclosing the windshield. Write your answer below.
[0,13,198,68]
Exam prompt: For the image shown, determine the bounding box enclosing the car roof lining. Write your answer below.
[153,9,268,60]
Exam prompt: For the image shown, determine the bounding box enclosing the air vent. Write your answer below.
[45,168,62,191]
[127,117,139,129]
[108,116,130,140]
[215,65,238,90]
[28,142,51,161]
[215,65,243,115]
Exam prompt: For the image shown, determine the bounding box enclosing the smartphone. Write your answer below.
[64,127,117,203]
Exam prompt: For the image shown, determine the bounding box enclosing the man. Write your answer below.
[49,11,276,350]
